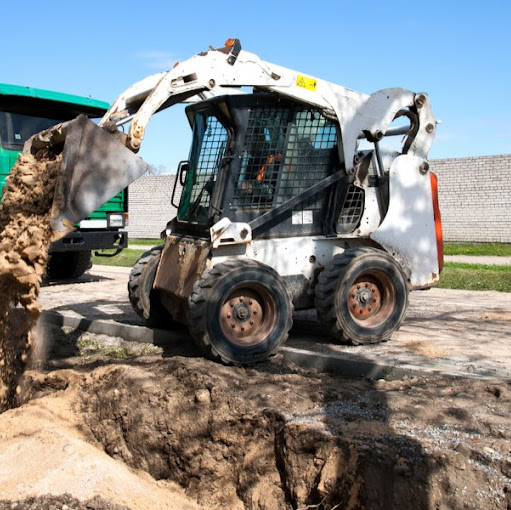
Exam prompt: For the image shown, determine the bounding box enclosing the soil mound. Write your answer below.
[0,153,61,410]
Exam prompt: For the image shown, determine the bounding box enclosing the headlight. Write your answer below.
[107,213,125,228]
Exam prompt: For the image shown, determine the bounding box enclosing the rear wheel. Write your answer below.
[46,250,92,280]
[188,259,293,365]
[315,248,409,345]
[128,246,176,327]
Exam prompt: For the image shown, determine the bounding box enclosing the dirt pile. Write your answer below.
[0,152,61,411]
[0,344,510,509]
[0,366,202,510]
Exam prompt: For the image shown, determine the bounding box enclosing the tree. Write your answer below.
[145,164,169,175]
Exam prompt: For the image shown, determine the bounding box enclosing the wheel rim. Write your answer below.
[347,270,395,328]
[219,284,277,347]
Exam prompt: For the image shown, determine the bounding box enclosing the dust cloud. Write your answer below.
[0,152,61,411]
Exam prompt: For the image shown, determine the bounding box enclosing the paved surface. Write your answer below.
[39,265,511,380]
[445,255,511,265]
[128,244,162,251]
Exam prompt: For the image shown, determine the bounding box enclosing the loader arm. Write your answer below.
[101,39,436,170]
[25,39,436,241]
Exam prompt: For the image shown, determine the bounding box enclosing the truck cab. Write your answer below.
[0,83,128,278]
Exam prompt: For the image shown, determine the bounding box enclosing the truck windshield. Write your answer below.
[178,112,228,223]
[0,111,63,151]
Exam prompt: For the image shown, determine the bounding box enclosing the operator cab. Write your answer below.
[171,93,367,239]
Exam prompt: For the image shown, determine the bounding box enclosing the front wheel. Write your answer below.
[187,259,293,365]
[128,246,176,328]
[315,248,409,345]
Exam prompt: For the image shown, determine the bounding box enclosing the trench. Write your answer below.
[79,358,432,510]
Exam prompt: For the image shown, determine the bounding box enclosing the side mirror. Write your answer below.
[172,161,190,209]
[178,160,190,186]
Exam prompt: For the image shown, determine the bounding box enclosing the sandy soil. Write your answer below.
[0,363,201,510]
[0,329,509,509]
[0,153,61,410]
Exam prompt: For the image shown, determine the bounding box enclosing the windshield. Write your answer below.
[0,111,64,151]
[178,112,228,223]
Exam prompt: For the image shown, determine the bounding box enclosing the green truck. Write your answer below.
[0,83,128,278]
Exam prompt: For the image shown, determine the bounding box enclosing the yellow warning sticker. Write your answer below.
[296,74,317,92]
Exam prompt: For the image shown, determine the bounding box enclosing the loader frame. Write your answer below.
[21,39,443,364]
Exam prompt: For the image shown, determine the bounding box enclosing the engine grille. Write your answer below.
[337,185,365,233]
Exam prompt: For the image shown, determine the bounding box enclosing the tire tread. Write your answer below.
[188,259,293,365]
[315,247,408,345]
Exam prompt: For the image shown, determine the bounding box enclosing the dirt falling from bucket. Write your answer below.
[0,152,61,411]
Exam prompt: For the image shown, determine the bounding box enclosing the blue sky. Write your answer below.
[2,0,510,172]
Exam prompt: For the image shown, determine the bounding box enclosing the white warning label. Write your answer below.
[292,211,314,225]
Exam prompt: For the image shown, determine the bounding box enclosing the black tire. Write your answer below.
[46,250,92,280]
[315,247,409,345]
[187,259,294,365]
[128,246,175,327]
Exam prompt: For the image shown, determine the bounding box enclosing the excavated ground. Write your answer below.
[0,330,509,509]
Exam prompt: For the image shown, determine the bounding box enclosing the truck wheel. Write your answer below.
[46,250,92,280]
[315,248,409,345]
[188,259,293,365]
[128,246,175,327]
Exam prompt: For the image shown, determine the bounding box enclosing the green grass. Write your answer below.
[93,248,145,267]
[128,238,164,246]
[444,242,511,256]
[76,337,159,359]
[439,262,511,292]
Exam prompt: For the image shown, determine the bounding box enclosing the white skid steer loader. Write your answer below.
[26,39,443,365]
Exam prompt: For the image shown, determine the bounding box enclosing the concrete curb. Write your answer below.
[278,346,492,380]
[40,311,188,346]
[40,310,495,381]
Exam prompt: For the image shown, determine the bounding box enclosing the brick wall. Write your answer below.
[430,154,511,243]
[127,155,511,243]
[126,175,181,239]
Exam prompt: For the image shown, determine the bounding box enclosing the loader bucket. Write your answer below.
[47,114,148,240]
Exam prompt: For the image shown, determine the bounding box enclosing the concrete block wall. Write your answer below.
[126,175,181,239]
[127,155,511,243]
[430,154,511,243]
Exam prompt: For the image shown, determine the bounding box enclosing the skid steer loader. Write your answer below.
[26,39,443,365]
